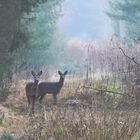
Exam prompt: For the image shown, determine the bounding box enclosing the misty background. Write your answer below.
[0,1,140,139]
[0,0,140,86]
[58,0,112,41]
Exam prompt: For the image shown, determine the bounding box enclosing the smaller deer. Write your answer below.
[37,70,68,104]
[25,70,42,114]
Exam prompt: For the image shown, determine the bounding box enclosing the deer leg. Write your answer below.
[39,94,46,104]
[27,95,31,106]
[31,96,35,114]
[53,94,57,105]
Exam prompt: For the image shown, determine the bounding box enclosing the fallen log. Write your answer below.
[82,86,133,98]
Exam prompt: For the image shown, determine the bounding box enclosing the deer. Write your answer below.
[37,70,68,104]
[25,70,42,114]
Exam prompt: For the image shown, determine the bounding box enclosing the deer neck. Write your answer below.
[33,80,39,90]
[59,77,64,87]
[34,80,39,86]
[34,80,39,97]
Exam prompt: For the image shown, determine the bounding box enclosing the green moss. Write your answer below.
[132,132,140,140]
[90,79,121,95]
[54,126,66,135]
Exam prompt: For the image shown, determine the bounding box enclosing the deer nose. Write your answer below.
[35,79,39,84]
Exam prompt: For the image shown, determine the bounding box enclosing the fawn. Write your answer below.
[37,70,68,104]
[25,70,42,114]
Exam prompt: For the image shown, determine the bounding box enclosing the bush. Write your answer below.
[0,131,14,140]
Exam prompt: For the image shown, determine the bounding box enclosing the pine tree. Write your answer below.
[22,0,64,71]
[107,0,140,40]
[0,0,47,88]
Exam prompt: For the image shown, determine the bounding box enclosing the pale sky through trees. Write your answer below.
[58,0,112,41]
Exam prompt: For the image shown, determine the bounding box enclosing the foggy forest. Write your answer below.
[0,0,140,140]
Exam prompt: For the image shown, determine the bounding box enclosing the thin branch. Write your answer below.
[118,47,140,67]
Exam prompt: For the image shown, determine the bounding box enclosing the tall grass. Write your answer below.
[18,108,140,140]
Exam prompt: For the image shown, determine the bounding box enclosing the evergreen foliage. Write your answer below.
[107,0,140,40]
[0,0,63,88]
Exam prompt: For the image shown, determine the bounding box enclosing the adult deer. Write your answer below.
[25,70,42,114]
[37,70,68,104]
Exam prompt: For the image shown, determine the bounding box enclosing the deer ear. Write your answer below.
[31,71,36,77]
[58,71,62,75]
[38,70,42,76]
[64,71,68,75]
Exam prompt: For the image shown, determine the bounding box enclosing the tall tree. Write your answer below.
[0,0,48,88]
[22,0,64,72]
[107,0,140,40]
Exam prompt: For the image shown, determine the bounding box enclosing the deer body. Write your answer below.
[26,82,38,96]
[38,79,64,95]
[37,71,68,104]
[25,71,42,114]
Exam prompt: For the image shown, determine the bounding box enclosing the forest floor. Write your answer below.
[0,79,140,140]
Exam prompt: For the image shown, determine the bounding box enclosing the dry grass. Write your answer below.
[18,108,140,140]
[0,78,140,140]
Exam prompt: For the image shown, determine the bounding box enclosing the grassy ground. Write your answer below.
[0,78,140,140]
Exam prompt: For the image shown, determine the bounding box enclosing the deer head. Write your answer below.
[58,70,68,79]
[31,70,42,84]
